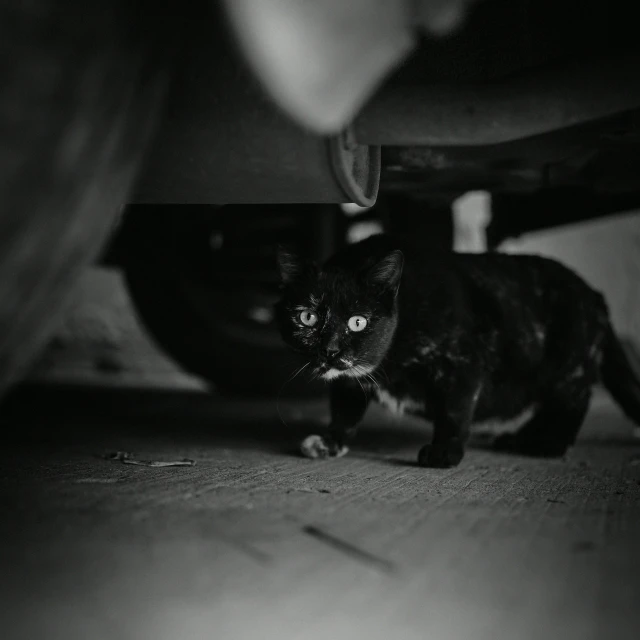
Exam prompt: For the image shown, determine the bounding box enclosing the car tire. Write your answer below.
[0,0,177,397]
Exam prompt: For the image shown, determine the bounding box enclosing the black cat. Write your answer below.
[275,233,640,468]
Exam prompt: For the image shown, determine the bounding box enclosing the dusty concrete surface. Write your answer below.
[0,385,639,640]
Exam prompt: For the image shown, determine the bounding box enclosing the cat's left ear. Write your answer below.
[276,245,316,286]
[367,250,404,295]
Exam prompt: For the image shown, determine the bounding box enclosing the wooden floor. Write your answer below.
[1,384,639,640]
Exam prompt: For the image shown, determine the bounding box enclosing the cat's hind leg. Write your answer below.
[493,382,592,458]
[300,379,369,459]
[418,375,482,469]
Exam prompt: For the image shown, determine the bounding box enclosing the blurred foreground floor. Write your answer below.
[0,384,639,640]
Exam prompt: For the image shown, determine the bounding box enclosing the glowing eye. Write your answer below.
[299,310,318,327]
[347,315,367,332]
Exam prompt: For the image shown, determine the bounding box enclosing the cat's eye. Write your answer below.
[299,310,318,327]
[347,315,367,332]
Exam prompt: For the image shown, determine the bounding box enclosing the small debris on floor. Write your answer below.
[286,487,332,494]
[103,451,195,467]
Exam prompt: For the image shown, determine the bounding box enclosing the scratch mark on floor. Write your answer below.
[302,525,396,574]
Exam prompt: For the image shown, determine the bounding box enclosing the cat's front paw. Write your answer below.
[300,435,349,460]
[418,440,464,468]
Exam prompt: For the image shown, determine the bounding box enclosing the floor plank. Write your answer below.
[0,385,639,640]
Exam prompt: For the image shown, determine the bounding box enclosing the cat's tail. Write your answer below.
[600,325,640,430]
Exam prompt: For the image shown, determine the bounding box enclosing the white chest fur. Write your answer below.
[375,389,423,416]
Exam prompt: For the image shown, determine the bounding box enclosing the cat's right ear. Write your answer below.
[276,245,316,286]
[367,250,404,295]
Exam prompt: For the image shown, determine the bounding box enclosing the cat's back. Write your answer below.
[394,233,601,304]
[452,250,605,313]
[325,233,604,308]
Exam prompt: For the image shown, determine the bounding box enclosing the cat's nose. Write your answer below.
[321,345,341,361]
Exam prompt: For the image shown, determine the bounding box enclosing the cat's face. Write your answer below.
[275,247,403,381]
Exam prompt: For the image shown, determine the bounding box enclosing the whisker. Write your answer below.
[366,373,381,394]
[351,365,371,398]
[375,367,390,385]
[287,362,310,385]
[276,361,310,429]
